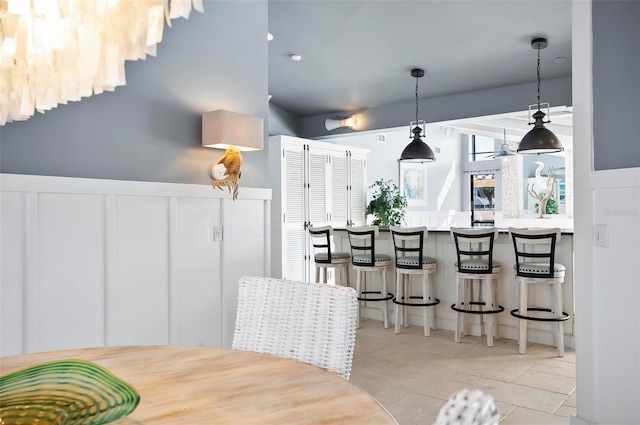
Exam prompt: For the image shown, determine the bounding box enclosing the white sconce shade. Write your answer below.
[325,115,359,131]
[202,110,264,151]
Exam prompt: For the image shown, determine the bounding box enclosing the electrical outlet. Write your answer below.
[214,225,223,241]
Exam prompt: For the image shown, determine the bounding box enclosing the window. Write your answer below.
[469,135,496,162]
[471,174,495,227]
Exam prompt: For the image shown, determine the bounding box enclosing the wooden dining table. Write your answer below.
[0,345,397,424]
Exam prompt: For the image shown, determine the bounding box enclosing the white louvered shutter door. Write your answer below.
[307,146,329,228]
[282,144,306,282]
[349,152,367,226]
[330,151,348,228]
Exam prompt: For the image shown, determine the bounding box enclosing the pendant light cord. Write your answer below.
[415,75,419,124]
[536,44,541,111]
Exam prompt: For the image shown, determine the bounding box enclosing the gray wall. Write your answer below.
[268,102,299,137]
[0,2,269,188]
[593,0,640,170]
[298,77,572,139]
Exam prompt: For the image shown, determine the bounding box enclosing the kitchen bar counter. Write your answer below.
[333,228,575,349]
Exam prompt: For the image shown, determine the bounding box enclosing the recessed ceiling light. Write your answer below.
[267,32,273,41]
[291,54,302,61]
[553,56,568,64]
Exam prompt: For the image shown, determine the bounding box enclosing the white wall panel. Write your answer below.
[1,192,26,356]
[221,198,269,348]
[0,174,271,355]
[174,197,222,347]
[110,196,170,346]
[37,193,105,351]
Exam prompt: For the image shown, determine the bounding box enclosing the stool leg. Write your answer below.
[403,276,410,328]
[381,268,389,329]
[315,266,320,284]
[484,277,494,347]
[554,282,565,357]
[395,271,402,334]
[356,269,362,329]
[423,271,430,337]
[463,279,472,336]
[493,277,500,340]
[345,264,349,288]
[430,269,438,331]
[455,274,463,343]
[519,279,528,354]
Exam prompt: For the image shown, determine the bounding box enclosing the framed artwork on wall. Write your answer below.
[399,162,427,207]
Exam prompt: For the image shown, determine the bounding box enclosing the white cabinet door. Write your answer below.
[270,135,369,283]
[349,151,368,226]
[329,151,349,228]
[282,144,307,282]
[307,145,329,228]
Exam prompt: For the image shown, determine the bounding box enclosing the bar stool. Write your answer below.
[390,226,439,336]
[450,227,503,347]
[346,226,393,329]
[308,225,350,286]
[509,227,569,357]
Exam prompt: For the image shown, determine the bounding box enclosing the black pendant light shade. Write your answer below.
[399,68,436,162]
[517,110,564,154]
[517,38,564,155]
[400,126,436,162]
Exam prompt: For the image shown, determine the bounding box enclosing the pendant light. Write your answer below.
[493,129,516,158]
[517,38,564,154]
[399,68,436,162]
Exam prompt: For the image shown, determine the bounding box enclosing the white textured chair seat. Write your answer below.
[352,254,391,265]
[232,276,358,380]
[456,259,501,273]
[397,256,437,266]
[315,252,350,262]
[515,262,565,277]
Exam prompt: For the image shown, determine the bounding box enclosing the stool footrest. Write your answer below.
[451,301,504,315]
[510,307,570,322]
[392,296,440,307]
[357,291,394,302]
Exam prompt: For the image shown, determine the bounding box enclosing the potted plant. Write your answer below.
[366,179,408,227]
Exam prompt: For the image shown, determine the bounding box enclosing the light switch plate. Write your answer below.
[214,225,223,241]
[594,224,608,248]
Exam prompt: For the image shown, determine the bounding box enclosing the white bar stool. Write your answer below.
[308,225,350,285]
[346,226,393,329]
[390,226,439,336]
[509,227,569,357]
[450,227,503,347]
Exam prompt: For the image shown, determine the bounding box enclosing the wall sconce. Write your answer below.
[202,110,264,151]
[325,114,359,131]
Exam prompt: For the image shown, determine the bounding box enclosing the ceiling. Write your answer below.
[267,0,572,119]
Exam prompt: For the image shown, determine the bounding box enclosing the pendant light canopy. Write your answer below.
[517,38,564,154]
[399,68,436,162]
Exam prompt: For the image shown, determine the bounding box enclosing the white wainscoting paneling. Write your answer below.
[174,197,222,348]
[110,195,170,346]
[0,174,271,356]
[1,192,27,356]
[37,193,106,352]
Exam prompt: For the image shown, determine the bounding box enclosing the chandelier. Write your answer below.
[0,0,204,125]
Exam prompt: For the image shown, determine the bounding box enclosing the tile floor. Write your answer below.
[350,319,576,425]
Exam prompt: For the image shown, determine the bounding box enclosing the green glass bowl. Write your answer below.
[0,359,140,425]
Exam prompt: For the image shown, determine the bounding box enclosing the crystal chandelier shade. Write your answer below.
[0,0,204,125]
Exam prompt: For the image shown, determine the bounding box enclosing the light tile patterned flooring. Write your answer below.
[350,319,576,425]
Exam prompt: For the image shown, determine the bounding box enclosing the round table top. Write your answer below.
[0,345,397,424]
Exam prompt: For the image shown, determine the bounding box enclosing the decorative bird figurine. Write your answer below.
[212,146,243,200]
